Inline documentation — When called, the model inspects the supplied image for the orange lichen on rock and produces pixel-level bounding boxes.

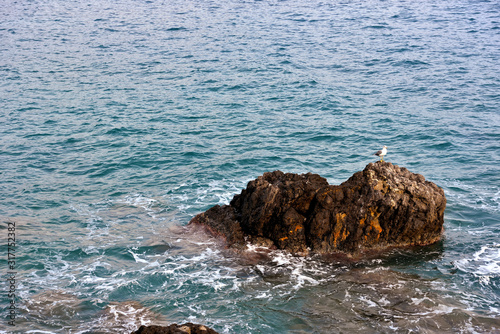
[373,180,385,191]
[332,213,349,247]
[360,207,382,243]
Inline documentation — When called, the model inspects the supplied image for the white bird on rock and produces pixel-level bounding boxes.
[374,145,387,161]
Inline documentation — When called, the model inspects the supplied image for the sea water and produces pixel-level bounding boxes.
[1,0,499,332]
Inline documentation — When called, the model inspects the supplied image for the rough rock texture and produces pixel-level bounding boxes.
[132,323,219,334]
[190,162,446,256]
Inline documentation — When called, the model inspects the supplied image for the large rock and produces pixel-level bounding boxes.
[190,162,446,256]
[132,323,219,334]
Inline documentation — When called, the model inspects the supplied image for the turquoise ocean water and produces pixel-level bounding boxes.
[1,0,500,332]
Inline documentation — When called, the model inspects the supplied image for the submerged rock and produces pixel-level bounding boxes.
[132,323,219,334]
[190,162,446,256]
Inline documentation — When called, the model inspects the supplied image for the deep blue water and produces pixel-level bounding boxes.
[1,0,500,332]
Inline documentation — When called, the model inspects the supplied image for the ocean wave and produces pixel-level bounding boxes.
[11,223,500,333]
[445,179,500,214]
[7,183,500,333]
[85,301,167,333]
[21,293,168,334]
[454,243,500,285]
[165,178,249,214]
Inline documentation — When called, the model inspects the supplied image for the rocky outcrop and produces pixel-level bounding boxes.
[132,323,219,334]
[190,162,446,256]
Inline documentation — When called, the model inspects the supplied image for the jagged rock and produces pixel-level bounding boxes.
[132,323,219,334]
[190,162,446,256]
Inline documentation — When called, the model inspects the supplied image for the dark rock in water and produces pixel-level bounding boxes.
[190,162,446,256]
[132,323,219,334]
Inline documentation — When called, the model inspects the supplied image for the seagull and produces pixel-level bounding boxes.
[374,145,387,161]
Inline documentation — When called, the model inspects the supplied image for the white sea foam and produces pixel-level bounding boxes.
[169,194,190,211]
[181,178,249,209]
[166,178,243,213]
[81,301,166,333]
[359,295,378,308]
[114,193,170,220]
[128,249,150,264]
[473,245,500,273]
[246,246,329,291]
[411,296,434,306]
[378,296,391,306]
[121,194,157,210]
[446,179,500,213]
[255,292,272,299]
[156,245,245,296]
[454,243,500,285]
[430,304,457,315]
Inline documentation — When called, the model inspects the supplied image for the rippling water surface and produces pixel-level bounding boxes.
[1,0,500,333]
